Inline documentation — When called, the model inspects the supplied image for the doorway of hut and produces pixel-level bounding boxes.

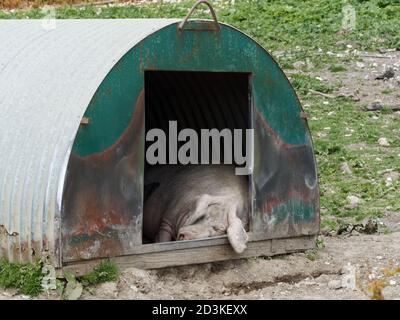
[143,70,253,245]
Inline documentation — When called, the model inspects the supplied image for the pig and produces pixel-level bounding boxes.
[143,165,249,253]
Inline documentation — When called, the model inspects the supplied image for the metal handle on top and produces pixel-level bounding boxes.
[178,0,220,31]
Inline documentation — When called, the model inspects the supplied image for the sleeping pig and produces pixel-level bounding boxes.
[143,165,249,253]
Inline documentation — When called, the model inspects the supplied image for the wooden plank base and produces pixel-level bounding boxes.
[59,235,316,277]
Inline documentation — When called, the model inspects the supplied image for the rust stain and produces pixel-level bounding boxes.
[0,224,19,236]
[262,190,315,215]
[62,90,145,261]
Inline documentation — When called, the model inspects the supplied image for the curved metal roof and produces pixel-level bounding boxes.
[0,19,178,264]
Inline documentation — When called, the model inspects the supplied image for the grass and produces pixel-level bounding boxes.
[1,0,399,230]
[0,258,119,297]
[307,95,400,224]
[0,0,100,9]
[1,0,400,69]
[290,74,335,95]
[329,64,347,72]
[79,260,119,286]
[0,259,43,296]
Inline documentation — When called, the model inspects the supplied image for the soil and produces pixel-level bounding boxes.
[311,50,400,108]
[1,231,400,300]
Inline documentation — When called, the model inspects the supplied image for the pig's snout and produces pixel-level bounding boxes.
[177,231,195,241]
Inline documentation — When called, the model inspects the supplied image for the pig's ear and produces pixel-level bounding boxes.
[184,194,212,225]
[227,208,248,254]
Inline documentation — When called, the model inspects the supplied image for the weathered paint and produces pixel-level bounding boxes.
[62,20,319,261]
[73,22,309,157]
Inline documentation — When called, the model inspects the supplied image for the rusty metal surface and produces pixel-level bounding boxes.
[252,108,320,238]
[0,19,179,265]
[62,92,145,261]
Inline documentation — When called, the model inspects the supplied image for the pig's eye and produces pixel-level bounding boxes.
[192,215,206,224]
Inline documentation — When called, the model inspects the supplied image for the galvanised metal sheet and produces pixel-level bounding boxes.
[0,19,179,265]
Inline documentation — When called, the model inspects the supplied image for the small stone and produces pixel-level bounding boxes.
[393,111,400,119]
[376,256,383,260]
[346,195,361,209]
[366,101,383,111]
[341,163,352,174]
[389,280,396,286]
[356,61,365,68]
[130,285,138,292]
[328,280,342,290]
[384,171,400,184]
[341,274,357,290]
[378,137,390,147]
[368,273,376,280]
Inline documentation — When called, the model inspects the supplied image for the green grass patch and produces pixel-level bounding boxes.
[0,258,119,298]
[79,260,119,286]
[381,89,394,95]
[290,74,334,95]
[0,259,43,296]
[305,95,400,226]
[329,64,347,72]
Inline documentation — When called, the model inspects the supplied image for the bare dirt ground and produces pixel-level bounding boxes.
[316,51,400,108]
[2,231,399,300]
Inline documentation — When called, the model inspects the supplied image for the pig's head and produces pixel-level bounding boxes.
[177,194,248,253]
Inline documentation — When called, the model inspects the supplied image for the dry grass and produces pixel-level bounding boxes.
[0,0,133,10]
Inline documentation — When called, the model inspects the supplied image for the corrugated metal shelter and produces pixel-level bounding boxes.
[0,5,319,273]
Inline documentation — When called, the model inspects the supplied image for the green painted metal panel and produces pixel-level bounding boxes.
[72,22,309,157]
[63,21,319,261]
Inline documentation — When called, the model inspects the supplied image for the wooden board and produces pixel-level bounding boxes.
[59,235,316,277]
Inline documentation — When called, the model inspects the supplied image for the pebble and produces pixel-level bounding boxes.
[384,171,400,186]
[378,137,390,147]
[346,195,361,209]
[367,101,383,111]
[328,280,342,290]
[341,162,352,174]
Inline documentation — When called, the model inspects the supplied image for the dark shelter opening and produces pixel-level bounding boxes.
[143,71,252,244]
